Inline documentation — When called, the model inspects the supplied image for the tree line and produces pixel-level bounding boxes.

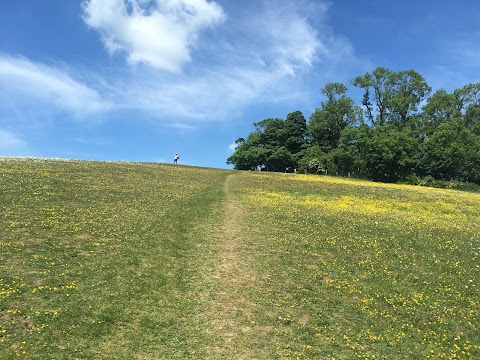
[227,67,480,187]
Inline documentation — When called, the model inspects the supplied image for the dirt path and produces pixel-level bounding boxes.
[197,173,269,359]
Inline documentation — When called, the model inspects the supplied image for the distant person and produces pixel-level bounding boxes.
[174,153,179,164]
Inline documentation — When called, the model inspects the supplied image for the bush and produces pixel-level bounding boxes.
[404,175,480,192]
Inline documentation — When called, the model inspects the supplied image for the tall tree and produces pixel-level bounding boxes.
[387,70,431,125]
[353,67,430,127]
[353,67,391,126]
[284,111,307,155]
[227,113,307,172]
[267,147,295,172]
[308,83,362,152]
[227,69,480,185]
[421,89,458,136]
[254,118,287,150]
[422,83,480,136]
[454,83,480,133]
[366,124,420,182]
[419,119,480,183]
[335,124,373,178]
[227,133,267,170]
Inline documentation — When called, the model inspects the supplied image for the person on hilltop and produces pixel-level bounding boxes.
[174,153,179,164]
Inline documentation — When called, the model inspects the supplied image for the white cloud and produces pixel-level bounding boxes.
[228,141,238,152]
[250,1,322,74]
[2,1,354,128]
[82,0,226,72]
[0,55,110,117]
[165,122,195,130]
[445,35,480,82]
[0,129,28,155]
[106,0,352,121]
[422,32,480,93]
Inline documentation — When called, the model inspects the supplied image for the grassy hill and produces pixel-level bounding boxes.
[1,158,479,359]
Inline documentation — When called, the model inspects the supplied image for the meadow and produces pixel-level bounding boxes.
[0,158,478,359]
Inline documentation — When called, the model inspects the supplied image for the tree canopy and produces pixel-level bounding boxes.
[227,67,480,186]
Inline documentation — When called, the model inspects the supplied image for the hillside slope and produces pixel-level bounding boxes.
[1,158,479,359]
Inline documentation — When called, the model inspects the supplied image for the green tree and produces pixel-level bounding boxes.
[284,111,307,156]
[267,146,295,172]
[298,145,325,174]
[388,70,431,125]
[228,69,479,185]
[227,134,266,170]
[336,124,373,178]
[254,118,287,150]
[421,89,458,136]
[454,83,480,134]
[353,67,391,126]
[419,119,480,183]
[353,67,430,127]
[366,124,420,182]
[308,83,362,151]
[227,113,307,172]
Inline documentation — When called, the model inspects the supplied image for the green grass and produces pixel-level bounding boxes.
[1,158,479,359]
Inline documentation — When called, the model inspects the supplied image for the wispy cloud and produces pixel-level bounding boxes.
[2,1,354,127]
[104,0,352,121]
[0,129,29,155]
[228,141,238,152]
[0,55,110,118]
[82,0,226,72]
[423,31,480,92]
[165,122,195,130]
[247,0,322,74]
[447,33,480,73]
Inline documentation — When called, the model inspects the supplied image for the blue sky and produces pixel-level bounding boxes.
[1,0,479,168]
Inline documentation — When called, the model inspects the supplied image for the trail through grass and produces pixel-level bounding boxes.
[1,158,479,359]
[199,174,260,355]
[190,174,277,358]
